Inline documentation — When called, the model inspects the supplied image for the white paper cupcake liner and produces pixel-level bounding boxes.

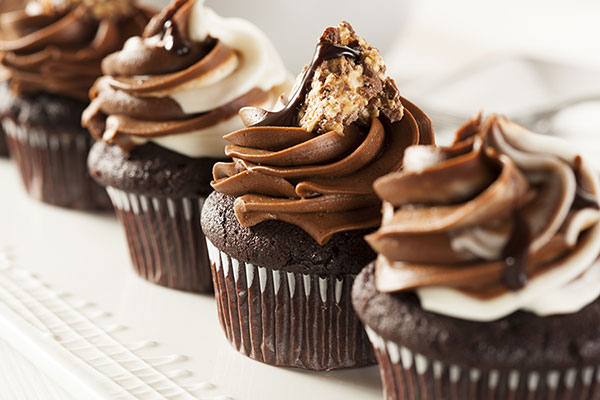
[2,118,110,210]
[206,239,376,370]
[365,325,600,399]
[106,186,212,293]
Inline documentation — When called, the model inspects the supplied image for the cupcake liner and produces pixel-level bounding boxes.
[206,239,376,370]
[106,186,213,293]
[365,326,600,400]
[2,118,111,210]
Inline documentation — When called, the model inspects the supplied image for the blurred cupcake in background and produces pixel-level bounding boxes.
[83,0,291,293]
[353,115,600,399]
[202,22,433,370]
[0,0,22,157]
[0,0,152,208]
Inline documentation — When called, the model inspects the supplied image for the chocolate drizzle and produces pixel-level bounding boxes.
[162,20,191,56]
[501,211,531,290]
[143,0,196,57]
[252,43,360,127]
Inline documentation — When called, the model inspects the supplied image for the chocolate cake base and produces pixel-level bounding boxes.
[201,191,376,275]
[1,89,111,209]
[352,263,600,399]
[89,141,223,293]
[201,191,377,370]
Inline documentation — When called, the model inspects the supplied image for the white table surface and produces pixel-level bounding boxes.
[0,159,382,400]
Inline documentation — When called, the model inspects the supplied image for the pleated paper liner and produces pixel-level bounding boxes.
[366,326,600,400]
[206,239,376,371]
[106,186,213,293]
[2,118,111,210]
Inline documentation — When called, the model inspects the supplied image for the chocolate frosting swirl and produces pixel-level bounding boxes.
[211,23,434,245]
[0,1,152,101]
[367,115,600,303]
[82,0,287,156]
[213,102,433,245]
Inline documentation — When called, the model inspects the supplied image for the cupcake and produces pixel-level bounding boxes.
[0,0,152,208]
[353,115,600,399]
[83,0,291,293]
[201,22,434,370]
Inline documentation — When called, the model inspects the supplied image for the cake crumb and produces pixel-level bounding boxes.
[298,22,403,135]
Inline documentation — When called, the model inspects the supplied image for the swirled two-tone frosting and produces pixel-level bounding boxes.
[82,0,291,158]
[211,22,434,245]
[0,0,152,101]
[367,114,600,321]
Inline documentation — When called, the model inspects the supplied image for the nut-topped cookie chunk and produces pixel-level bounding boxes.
[299,22,403,134]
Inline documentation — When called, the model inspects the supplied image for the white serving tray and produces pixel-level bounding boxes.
[0,159,382,400]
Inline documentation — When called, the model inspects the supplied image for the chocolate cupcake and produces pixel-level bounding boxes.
[353,115,600,399]
[83,0,291,293]
[202,22,434,370]
[0,0,151,208]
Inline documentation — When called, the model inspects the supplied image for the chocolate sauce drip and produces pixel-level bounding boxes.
[252,42,361,127]
[143,0,195,57]
[501,211,531,290]
[162,19,191,56]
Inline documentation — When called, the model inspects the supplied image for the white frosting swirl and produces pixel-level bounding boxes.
[416,118,600,321]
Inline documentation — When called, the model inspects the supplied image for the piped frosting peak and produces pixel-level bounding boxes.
[82,0,291,158]
[368,114,600,321]
[212,22,433,245]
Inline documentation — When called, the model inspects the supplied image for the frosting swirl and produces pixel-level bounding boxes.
[82,0,291,158]
[367,115,600,321]
[0,0,152,101]
[211,22,434,245]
